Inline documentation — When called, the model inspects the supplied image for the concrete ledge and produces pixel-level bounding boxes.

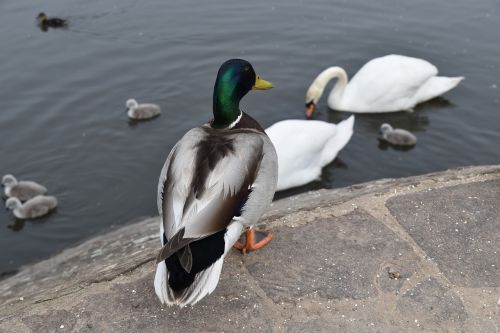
[1,165,499,332]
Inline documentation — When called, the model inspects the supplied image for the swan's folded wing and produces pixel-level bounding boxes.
[347,55,438,105]
[266,120,337,175]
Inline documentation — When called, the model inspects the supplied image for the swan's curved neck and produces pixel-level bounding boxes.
[308,67,348,105]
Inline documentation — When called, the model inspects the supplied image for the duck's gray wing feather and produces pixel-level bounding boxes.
[236,134,278,228]
[156,127,270,269]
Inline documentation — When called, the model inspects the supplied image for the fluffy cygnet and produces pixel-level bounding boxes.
[126,99,161,120]
[5,195,58,219]
[379,123,417,146]
[2,174,48,201]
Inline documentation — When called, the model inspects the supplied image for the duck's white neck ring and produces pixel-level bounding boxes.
[228,112,242,129]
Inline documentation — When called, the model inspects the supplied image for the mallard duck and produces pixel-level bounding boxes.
[305,54,463,117]
[126,99,161,120]
[266,115,354,191]
[6,195,58,219]
[379,123,417,146]
[36,13,67,30]
[2,174,47,201]
[154,59,277,307]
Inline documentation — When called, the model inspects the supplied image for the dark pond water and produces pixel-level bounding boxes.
[1,0,499,275]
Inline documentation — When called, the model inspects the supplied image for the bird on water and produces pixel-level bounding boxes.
[6,195,58,219]
[37,12,67,31]
[305,54,463,117]
[379,123,417,147]
[2,174,48,201]
[126,99,161,120]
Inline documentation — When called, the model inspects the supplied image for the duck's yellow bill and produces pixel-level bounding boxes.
[252,76,273,90]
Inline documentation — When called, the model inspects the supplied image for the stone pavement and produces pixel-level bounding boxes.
[0,165,499,332]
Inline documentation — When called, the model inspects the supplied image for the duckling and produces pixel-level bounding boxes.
[2,174,48,201]
[36,12,67,30]
[6,195,58,219]
[379,123,417,146]
[126,99,161,120]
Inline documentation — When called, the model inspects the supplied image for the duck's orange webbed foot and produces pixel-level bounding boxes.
[233,228,273,255]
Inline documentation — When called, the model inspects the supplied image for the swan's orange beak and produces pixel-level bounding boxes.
[305,101,316,119]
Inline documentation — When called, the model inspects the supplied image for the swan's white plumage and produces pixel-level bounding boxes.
[308,55,463,113]
[266,115,354,191]
[413,76,464,105]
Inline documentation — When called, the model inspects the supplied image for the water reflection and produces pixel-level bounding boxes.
[6,211,56,232]
[326,97,453,134]
[326,98,455,151]
[127,117,160,127]
[327,106,429,133]
[377,139,415,152]
[8,220,25,232]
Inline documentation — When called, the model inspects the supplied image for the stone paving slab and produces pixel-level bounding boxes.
[387,179,500,288]
[243,210,420,302]
[0,165,499,332]
[397,277,467,331]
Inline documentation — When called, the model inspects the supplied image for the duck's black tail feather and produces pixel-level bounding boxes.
[163,229,226,291]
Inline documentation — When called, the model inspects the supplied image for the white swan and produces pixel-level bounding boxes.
[305,55,464,116]
[5,195,58,219]
[126,99,161,120]
[379,123,417,146]
[265,115,354,191]
[2,174,47,201]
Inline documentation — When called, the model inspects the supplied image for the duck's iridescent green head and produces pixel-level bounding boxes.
[212,59,273,129]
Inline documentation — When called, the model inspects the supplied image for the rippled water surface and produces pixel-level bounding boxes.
[1,0,499,274]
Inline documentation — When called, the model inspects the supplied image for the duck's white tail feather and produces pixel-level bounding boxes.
[177,258,224,306]
[154,257,224,307]
[154,262,169,303]
[319,115,355,166]
[414,76,464,104]
[154,221,244,307]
